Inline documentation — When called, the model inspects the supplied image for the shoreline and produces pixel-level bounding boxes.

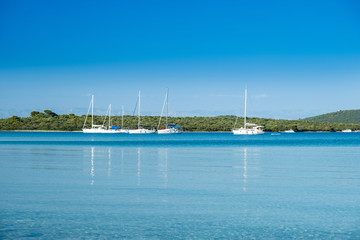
[1,130,357,133]
[1,130,83,132]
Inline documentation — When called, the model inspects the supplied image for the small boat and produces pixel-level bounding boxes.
[128,91,156,134]
[157,88,182,134]
[232,88,264,135]
[342,129,352,132]
[83,96,118,133]
[283,129,295,133]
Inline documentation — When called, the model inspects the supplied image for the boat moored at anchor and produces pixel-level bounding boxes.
[232,87,264,135]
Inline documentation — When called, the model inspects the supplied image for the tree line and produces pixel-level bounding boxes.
[303,109,360,124]
[1,110,360,132]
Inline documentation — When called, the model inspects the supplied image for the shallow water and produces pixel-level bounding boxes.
[0,132,359,239]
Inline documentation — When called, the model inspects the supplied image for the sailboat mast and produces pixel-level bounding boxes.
[244,88,247,129]
[138,90,141,129]
[91,95,94,128]
[109,104,111,127]
[166,88,169,127]
[122,105,124,129]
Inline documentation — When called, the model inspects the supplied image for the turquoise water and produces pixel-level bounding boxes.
[0,132,359,239]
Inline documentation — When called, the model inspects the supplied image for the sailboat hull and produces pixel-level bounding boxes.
[128,129,156,134]
[83,128,119,133]
[232,128,264,135]
[157,128,182,134]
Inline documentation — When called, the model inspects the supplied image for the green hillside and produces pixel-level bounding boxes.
[303,110,360,124]
[1,109,360,132]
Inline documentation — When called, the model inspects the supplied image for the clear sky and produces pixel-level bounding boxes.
[1,0,359,119]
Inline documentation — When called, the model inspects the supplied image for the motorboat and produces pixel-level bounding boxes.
[283,129,295,133]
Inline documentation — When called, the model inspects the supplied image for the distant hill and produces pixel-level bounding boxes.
[303,110,360,124]
[1,109,360,132]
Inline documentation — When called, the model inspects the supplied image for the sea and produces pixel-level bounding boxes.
[0,132,359,239]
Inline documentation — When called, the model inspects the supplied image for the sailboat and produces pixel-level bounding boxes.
[157,88,182,134]
[118,105,129,133]
[82,95,118,133]
[232,88,264,135]
[128,91,156,134]
[102,104,119,133]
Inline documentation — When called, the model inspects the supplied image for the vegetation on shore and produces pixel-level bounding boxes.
[303,109,360,124]
[1,110,360,132]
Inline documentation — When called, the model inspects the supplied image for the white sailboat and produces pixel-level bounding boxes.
[102,104,119,133]
[119,105,129,133]
[157,88,182,134]
[128,91,156,134]
[232,88,264,135]
[82,95,118,133]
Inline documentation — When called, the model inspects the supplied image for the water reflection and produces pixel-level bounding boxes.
[243,148,247,192]
[86,147,169,188]
[85,146,255,190]
[120,149,124,175]
[90,146,94,185]
[232,147,252,192]
[137,147,141,186]
[107,148,111,177]
[158,148,169,188]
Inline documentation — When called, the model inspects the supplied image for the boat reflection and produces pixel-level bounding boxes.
[158,148,169,188]
[107,147,111,177]
[243,148,247,192]
[90,146,94,185]
[88,147,112,185]
[137,147,141,186]
[120,149,124,175]
[233,147,250,192]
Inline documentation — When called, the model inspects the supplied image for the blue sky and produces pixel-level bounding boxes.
[1,0,359,119]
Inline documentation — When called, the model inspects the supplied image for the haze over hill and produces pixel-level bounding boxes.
[303,110,360,124]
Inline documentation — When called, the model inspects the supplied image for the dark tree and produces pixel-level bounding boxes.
[44,110,58,117]
[30,111,41,117]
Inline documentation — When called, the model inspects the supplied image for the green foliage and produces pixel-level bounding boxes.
[303,109,360,124]
[44,110,58,117]
[30,111,41,117]
[30,111,44,117]
[1,110,360,132]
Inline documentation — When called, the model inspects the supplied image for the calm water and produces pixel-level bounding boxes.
[0,132,359,239]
